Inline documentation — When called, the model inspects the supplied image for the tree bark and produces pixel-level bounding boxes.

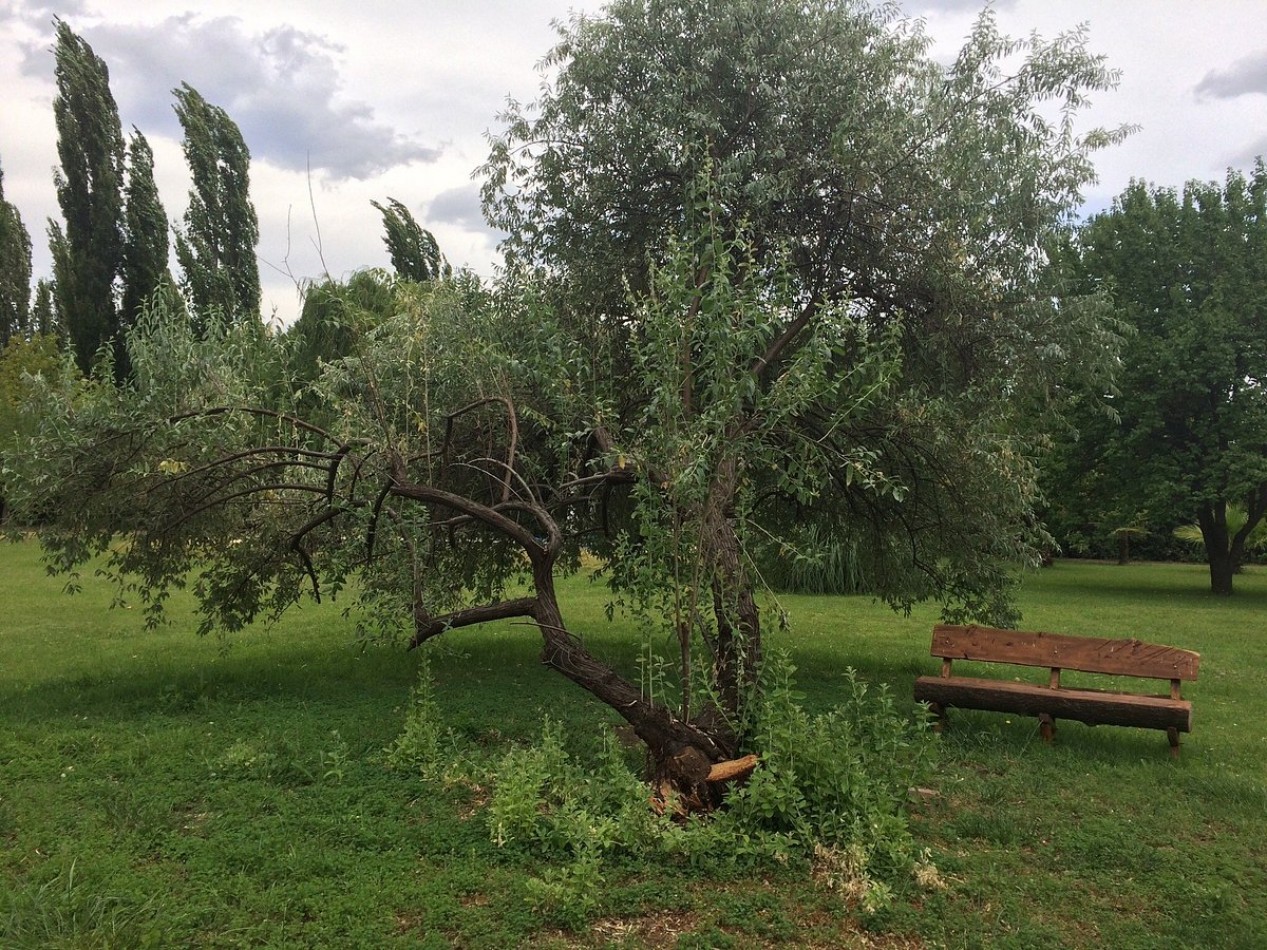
[528,556,737,799]
[1199,503,1235,596]
[702,457,761,725]
[1208,553,1235,596]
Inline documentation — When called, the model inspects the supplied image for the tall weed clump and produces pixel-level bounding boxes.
[725,653,939,908]
[383,651,453,780]
[462,650,938,927]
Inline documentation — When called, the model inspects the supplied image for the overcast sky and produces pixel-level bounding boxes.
[3,0,1266,325]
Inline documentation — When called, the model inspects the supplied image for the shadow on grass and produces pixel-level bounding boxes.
[1039,560,1267,605]
[1,621,632,748]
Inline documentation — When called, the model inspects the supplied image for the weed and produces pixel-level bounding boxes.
[320,730,350,784]
[383,649,451,779]
[0,859,171,948]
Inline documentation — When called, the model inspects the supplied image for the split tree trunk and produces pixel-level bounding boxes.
[529,557,738,800]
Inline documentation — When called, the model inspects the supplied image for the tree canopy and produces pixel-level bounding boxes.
[173,83,261,326]
[0,159,33,346]
[49,18,126,377]
[481,0,1124,620]
[372,199,448,283]
[120,129,172,340]
[1052,165,1267,594]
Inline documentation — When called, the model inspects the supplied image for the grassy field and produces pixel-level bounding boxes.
[1,539,1264,948]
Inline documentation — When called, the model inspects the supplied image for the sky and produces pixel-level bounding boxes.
[2,0,1266,325]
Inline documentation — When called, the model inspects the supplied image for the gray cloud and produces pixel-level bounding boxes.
[1196,51,1267,100]
[1,0,88,26]
[428,183,488,231]
[1227,133,1267,170]
[21,14,440,180]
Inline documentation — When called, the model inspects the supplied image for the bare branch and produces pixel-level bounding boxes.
[408,597,539,649]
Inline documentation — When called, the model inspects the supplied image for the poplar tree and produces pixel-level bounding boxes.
[173,83,261,327]
[30,280,61,340]
[49,19,125,375]
[120,129,171,335]
[0,160,33,346]
[371,198,447,283]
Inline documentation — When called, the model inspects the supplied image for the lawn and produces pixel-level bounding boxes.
[1,539,1264,948]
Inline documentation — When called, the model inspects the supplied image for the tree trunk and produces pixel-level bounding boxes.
[702,457,761,725]
[1199,503,1235,596]
[1208,553,1235,596]
[395,469,740,806]
[528,557,737,801]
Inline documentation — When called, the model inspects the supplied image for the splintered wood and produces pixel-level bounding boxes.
[651,754,760,817]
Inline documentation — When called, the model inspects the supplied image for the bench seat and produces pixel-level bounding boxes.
[914,674,1193,733]
[913,624,1200,755]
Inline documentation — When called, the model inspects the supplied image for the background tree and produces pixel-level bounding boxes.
[29,279,61,339]
[0,159,33,346]
[1056,166,1267,594]
[286,268,399,389]
[48,18,125,376]
[173,83,261,327]
[371,199,448,283]
[119,128,172,374]
[0,332,69,523]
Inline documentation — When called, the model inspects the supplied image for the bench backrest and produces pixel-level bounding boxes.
[931,624,1200,681]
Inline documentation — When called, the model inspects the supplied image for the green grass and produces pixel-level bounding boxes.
[1,542,1264,947]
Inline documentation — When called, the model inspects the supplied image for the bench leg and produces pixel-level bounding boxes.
[1167,727,1180,759]
[1038,714,1055,742]
[930,703,948,733]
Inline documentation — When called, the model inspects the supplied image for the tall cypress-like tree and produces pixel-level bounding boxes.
[49,18,125,376]
[30,279,61,339]
[120,129,170,332]
[371,198,447,283]
[173,83,260,327]
[0,159,33,346]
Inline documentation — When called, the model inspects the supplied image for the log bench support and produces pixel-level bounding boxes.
[914,625,1200,758]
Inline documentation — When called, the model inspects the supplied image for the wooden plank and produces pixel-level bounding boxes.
[930,624,1200,681]
[914,675,1194,733]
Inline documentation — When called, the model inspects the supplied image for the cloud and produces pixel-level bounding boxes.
[1,0,88,26]
[907,0,1018,13]
[427,183,488,231]
[20,14,440,180]
[1195,50,1267,100]
[1226,133,1267,171]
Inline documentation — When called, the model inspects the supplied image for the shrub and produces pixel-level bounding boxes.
[466,651,938,924]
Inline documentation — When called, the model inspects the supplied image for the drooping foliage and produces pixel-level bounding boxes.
[173,83,261,327]
[49,18,126,377]
[1050,164,1267,593]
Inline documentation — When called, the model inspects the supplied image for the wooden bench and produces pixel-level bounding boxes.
[913,624,1200,757]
